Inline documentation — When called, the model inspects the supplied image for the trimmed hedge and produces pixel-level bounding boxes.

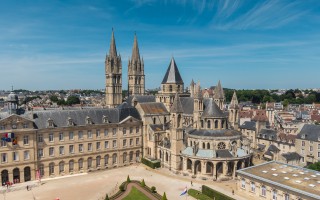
[188,189,212,200]
[141,157,160,169]
[202,185,235,200]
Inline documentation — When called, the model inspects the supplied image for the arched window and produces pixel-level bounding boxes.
[261,185,266,197]
[251,182,255,192]
[153,117,156,124]
[123,152,127,163]
[190,141,192,147]
[169,85,172,92]
[215,120,218,128]
[59,161,64,173]
[87,157,92,168]
[104,155,109,166]
[112,154,117,164]
[241,178,245,189]
[207,120,211,129]
[207,143,210,149]
[49,163,55,175]
[221,120,224,128]
[96,156,101,167]
[78,159,83,170]
[272,190,277,200]
[69,160,74,172]
[202,142,205,149]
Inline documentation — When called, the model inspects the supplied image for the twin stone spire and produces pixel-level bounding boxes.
[105,30,145,108]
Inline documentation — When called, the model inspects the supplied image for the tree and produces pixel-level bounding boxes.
[283,99,289,108]
[104,194,109,200]
[162,192,168,200]
[127,175,131,183]
[307,162,320,171]
[50,95,59,103]
[141,179,146,187]
[119,184,125,191]
[66,96,80,105]
[151,186,156,193]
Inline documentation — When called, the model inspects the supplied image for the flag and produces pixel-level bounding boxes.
[180,187,187,196]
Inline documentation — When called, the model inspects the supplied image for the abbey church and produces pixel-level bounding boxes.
[0,30,252,184]
[105,30,252,180]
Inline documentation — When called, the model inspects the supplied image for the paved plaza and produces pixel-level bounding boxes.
[0,164,251,200]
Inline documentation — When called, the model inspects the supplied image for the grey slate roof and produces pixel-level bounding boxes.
[281,152,302,161]
[149,124,165,132]
[180,97,194,115]
[202,99,224,118]
[297,124,320,142]
[216,150,233,158]
[259,129,277,140]
[161,57,184,84]
[188,129,241,137]
[170,93,184,113]
[26,106,140,129]
[239,121,256,131]
[126,95,156,106]
[268,144,280,152]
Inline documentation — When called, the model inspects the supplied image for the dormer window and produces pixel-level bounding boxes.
[86,116,92,125]
[47,118,54,128]
[68,117,74,126]
[301,134,305,139]
[103,115,109,124]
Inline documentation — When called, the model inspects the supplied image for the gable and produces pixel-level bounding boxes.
[0,114,34,130]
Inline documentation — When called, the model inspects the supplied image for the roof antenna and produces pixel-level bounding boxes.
[11,85,13,91]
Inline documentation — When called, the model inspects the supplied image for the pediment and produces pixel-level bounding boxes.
[0,114,34,130]
[119,116,141,124]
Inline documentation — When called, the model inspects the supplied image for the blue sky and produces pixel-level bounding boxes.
[1,0,320,90]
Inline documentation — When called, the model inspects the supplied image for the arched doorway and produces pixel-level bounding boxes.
[216,162,223,179]
[24,166,31,182]
[237,161,242,170]
[13,168,20,183]
[187,159,192,171]
[1,170,9,185]
[206,162,213,175]
[194,160,201,175]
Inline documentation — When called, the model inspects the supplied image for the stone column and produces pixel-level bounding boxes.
[213,162,217,180]
[241,161,245,169]
[223,161,228,176]
[201,160,206,175]
[233,161,238,179]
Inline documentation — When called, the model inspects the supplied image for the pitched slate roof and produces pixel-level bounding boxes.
[268,144,280,152]
[161,57,184,84]
[202,99,224,118]
[281,152,302,161]
[180,97,194,115]
[239,121,256,131]
[126,95,156,106]
[216,150,233,158]
[139,102,169,115]
[297,124,320,142]
[188,129,241,137]
[170,93,184,113]
[259,129,277,140]
[27,106,140,129]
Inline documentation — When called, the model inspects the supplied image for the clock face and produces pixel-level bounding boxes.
[12,124,17,129]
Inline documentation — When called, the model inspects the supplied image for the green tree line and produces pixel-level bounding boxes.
[224,89,320,104]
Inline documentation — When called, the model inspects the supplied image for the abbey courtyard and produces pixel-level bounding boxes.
[1,31,320,200]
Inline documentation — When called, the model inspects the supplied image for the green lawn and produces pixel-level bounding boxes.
[122,186,151,200]
[188,188,213,200]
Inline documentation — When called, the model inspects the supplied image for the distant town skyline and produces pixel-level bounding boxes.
[1,0,320,90]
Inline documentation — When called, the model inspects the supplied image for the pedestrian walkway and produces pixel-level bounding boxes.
[0,181,39,194]
[114,182,159,200]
